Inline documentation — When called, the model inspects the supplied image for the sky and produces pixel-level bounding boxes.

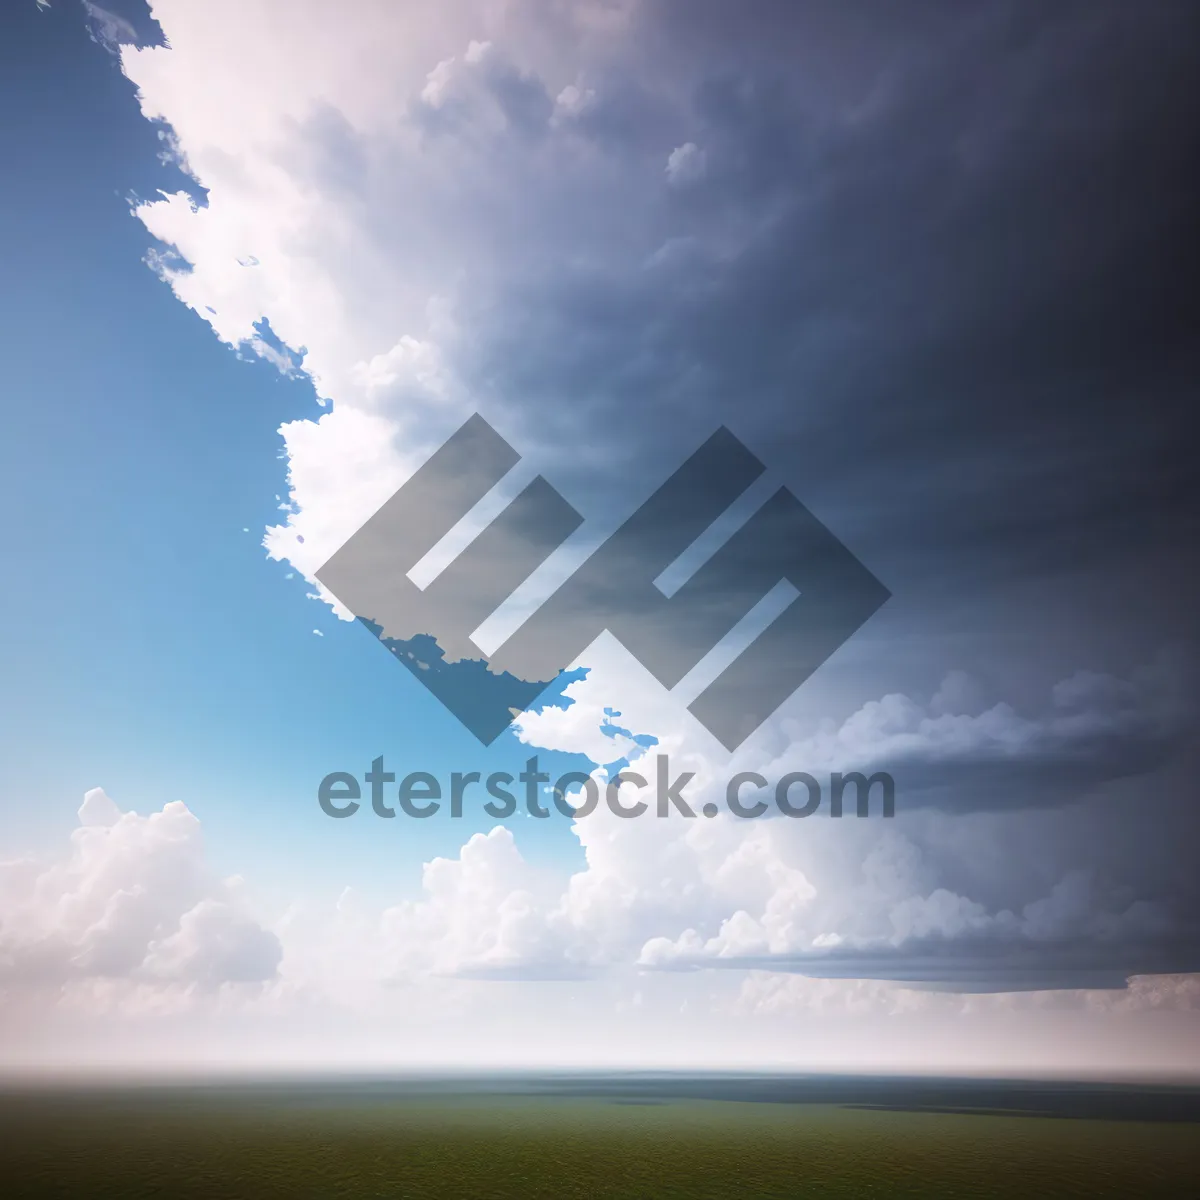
[1,0,1198,1078]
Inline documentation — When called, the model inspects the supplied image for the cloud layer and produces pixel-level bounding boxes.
[9,0,1196,1071]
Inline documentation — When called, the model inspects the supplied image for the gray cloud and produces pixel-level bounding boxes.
[754,654,1194,812]
[641,868,1200,991]
[433,1,1198,596]
[115,0,1200,998]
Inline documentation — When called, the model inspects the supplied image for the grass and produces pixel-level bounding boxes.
[1,1084,1197,1197]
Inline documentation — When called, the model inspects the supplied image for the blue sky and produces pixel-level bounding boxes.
[0,1,591,902]
[1,0,1198,1076]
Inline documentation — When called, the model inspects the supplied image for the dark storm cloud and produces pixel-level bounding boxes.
[369,0,1199,824]
[736,655,1192,815]
[447,1,1199,990]
[454,1,1199,589]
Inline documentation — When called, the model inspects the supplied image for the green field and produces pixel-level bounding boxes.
[2,1081,1197,1198]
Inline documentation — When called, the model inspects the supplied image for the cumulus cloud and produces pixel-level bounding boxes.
[275,785,1199,994]
[263,783,1199,997]
[639,866,1194,990]
[376,826,583,980]
[476,643,1199,991]
[665,141,706,185]
[0,790,281,988]
[747,653,1192,811]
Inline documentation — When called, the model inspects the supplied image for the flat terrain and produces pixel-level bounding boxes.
[1,1076,1197,1198]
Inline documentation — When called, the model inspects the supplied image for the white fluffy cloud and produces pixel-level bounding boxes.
[493,651,1192,988]
[378,826,580,980]
[0,789,280,988]
[120,0,682,597]
[216,654,1189,993]
[1,783,1196,1079]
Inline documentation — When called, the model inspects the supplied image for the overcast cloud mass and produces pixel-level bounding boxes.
[2,0,1198,1075]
